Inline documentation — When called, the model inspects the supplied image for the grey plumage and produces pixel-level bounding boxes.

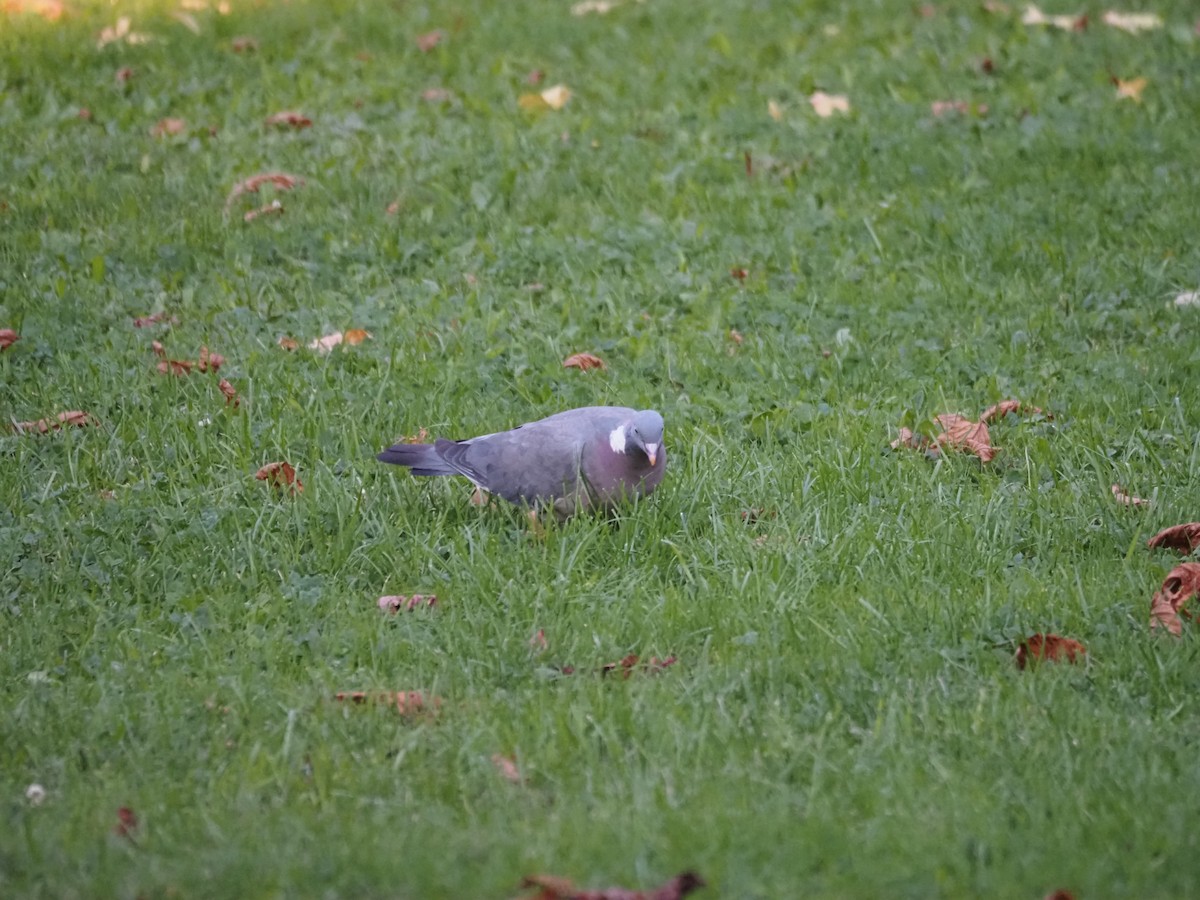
[377,406,666,518]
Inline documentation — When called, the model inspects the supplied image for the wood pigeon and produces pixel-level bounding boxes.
[377,406,666,518]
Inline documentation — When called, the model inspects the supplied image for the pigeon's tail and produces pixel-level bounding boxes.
[376,442,457,476]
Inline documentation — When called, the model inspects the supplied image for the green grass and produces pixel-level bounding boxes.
[3,0,1200,896]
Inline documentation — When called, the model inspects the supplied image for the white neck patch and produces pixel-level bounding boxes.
[608,425,627,453]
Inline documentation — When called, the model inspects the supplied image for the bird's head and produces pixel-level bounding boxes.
[626,409,664,467]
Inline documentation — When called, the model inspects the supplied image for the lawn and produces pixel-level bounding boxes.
[3,0,1200,897]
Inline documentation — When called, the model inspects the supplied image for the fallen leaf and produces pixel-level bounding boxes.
[563,352,606,371]
[113,806,138,839]
[218,379,239,407]
[1015,634,1087,670]
[132,312,177,328]
[1102,10,1162,33]
[13,410,97,434]
[525,69,545,85]
[98,17,151,48]
[197,346,224,373]
[416,29,444,52]
[1114,76,1147,102]
[931,100,972,117]
[309,332,343,353]
[420,87,456,103]
[401,427,430,444]
[344,328,372,345]
[255,461,303,495]
[78,107,93,120]
[150,117,186,137]
[243,199,284,222]
[730,267,749,281]
[980,399,1049,422]
[1112,484,1149,507]
[934,413,996,462]
[1147,523,1200,554]
[1150,563,1200,636]
[517,871,705,900]
[572,0,619,14]
[114,67,134,85]
[601,654,678,679]
[1021,4,1087,30]
[378,594,437,613]
[809,91,850,117]
[491,754,524,784]
[520,84,572,111]
[157,358,194,376]
[1174,291,1200,308]
[231,35,258,52]
[529,629,548,652]
[334,690,441,716]
[767,99,783,121]
[0,328,18,350]
[278,336,300,351]
[224,172,303,214]
[264,110,313,129]
[728,329,744,345]
[889,426,939,455]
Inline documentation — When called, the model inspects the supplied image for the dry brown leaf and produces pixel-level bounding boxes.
[264,110,313,129]
[113,806,139,840]
[344,328,372,345]
[416,29,444,52]
[980,399,1048,422]
[931,100,970,117]
[13,410,97,434]
[378,594,437,613]
[114,67,135,85]
[1150,563,1200,635]
[491,754,524,784]
[1021,4,1087,30]
[198,346,224,373]
[255,461,303,495]
[1015,634,1087,670]
[0,328,18,351]
[399,427,429,444]
[517,871,705,900]
[934,414,996,462]
[563,352,606,371]
[243,199,284,222]
[334,690,441,716]
[809,91,850,117]
[730,267,749,281]
[309,332,343,353]
[132,312,177,328]
[157,358,194,376]
[1147,523,1200,554]
[224,172,303,213]
[278,336,300,351]
[231,35,258,52]
[529,629,548,652]
[420,87,456,103]
[767,99,784,122]
[600,654,678,679]
[1112,484,1150,507]
[1114,76,1147,102]
[218,379,239,407]
[1102,10,1162,33]
[889,426,939,455]
[151,117,186,138]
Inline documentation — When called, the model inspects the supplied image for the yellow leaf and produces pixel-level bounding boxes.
[809,91,850,117]
[767,99,783,122]
[519,93,549,111]
[540,85,571,110]
[1115,76,1147,102]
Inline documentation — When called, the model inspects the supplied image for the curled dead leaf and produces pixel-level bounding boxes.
[416,29,444,52]
[889,426,939,455]
[132,312,177,328]
[334,690,441,716]
[1114,76,1147,102]
[218,379,239,407]
[1112,484,1149,507]
[0,328,19,350]
[730,267,749,281]
[529,629,548,652]
[1015,634,1086,670]
[255,461,303,495]
[264,110,313,129]
[378,594,437,613]
[197,346,224,373]
[400,427,429,444]
[344,328,372,345]
[1147,523,1200,554]
[563,352,606,371]
[309,332,343,353]
[934,413,996,462]
[13,410,97,434]
[491,754,524,784]
[518,871,705,900]
[809,91,850,117]
[150,117,186,138]
[113,806,138,840]
[224,172,303,214]
[1150,563,1200,636]
[278,336,300,351]
[601,654,678,679]
[980,399,1049,422]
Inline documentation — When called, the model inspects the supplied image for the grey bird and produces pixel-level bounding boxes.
[377,406,666,519]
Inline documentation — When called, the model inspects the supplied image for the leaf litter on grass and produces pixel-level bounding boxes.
[1147,523,1200,554]
[516,871,705,900]
[1015,634,1087,669]
[1149,563,1200,636]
